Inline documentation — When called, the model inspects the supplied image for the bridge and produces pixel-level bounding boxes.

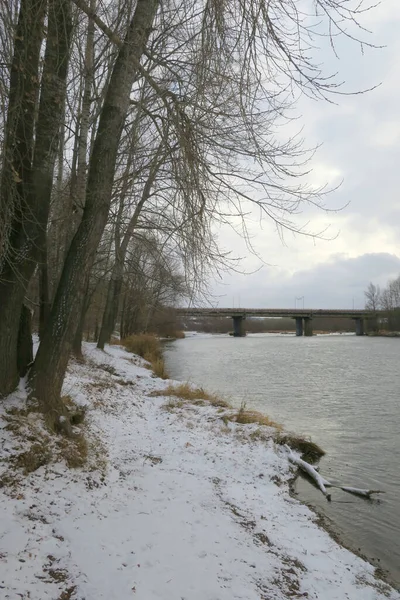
[175,308,376,337]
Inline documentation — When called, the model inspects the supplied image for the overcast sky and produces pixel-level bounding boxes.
[209,0,400,309]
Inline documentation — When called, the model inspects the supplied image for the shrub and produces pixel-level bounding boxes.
[274,432,325,462]
[151,358,169,379]
[122,334,162,361]
[122,334,168,379]
[171,330,185,339]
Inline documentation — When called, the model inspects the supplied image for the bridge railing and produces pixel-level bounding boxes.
[175,307,377,318]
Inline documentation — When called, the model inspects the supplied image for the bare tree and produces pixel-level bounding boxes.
[364,283,381,311]
[29,0,161,424]
[378,275,400,332]
[0,0,378,428]
[0,0,72,395]
[120,233,188,338]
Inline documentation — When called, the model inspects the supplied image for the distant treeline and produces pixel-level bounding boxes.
[365,278,400,333]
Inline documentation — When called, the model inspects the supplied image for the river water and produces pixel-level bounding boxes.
[163,333,400,588]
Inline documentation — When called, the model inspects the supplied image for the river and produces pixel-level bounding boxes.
[163,333,400,588]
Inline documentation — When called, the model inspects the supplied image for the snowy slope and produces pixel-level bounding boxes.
[0,343,398,600]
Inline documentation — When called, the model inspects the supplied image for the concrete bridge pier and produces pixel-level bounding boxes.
[355,318,365,336]
[295,317,303,336]
[304,318,313,337]
[232,315,246,337]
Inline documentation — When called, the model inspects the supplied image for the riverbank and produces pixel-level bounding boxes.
[0,343,399,599]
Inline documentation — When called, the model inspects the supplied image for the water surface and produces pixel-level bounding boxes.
[164,333,400,587]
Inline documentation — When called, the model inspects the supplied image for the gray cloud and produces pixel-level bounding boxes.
[212,5,400,303]
[213,253,400,309]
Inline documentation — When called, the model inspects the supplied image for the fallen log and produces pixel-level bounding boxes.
[339,487,385,499]
[285,445,332,501]
[284,445,385,501]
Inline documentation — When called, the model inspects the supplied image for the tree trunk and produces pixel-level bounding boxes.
[39,244,51,340]
[97,143,163,349]
[30,0,160,424]
[0,284,30,395]
[0,0,72,396]
[17,305,33,377]
[72,283,91,357]
[72,307,86,359]
[0,0,46,396]
[75,0,95,209]
[97,265,124,349]
[120,286,128,340]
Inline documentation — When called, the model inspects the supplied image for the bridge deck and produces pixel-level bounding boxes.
[176,308,375,319]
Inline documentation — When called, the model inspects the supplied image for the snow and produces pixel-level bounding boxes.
[0,343,398,600]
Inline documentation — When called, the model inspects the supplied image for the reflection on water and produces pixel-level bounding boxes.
[164,333,400,587]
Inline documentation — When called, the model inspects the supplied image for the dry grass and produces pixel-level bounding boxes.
[98,363,119,376]
[159,328,185,339]
[3,395,91,476]
[58,434,89,468]
[122,334,162,361]
[274,432,325,463]
[248,427,274,443]
[86,380,114,392]
[170,330,185,339]
[3,408,54,474]
[163,399,184,412]
[13,442,53,474]
[226,402,282,430]
[122,334,169,379]
[150,382,230,408]
[151,358,169,379]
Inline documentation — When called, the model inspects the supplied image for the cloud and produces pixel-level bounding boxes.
[211,253,400,309]
[370,121,400,148]
[210,2,400,306]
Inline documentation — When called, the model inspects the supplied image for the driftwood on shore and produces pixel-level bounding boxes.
[285,446,332,501]
[284,445,385,502]
[339,486,385,499]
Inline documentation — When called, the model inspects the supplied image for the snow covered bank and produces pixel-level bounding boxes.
[0,343,398,599]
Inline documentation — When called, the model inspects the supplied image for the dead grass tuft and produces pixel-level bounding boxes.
[275,432,325,463]
[219,424,231,435]
[227,402,281,430]
[150,382,229,408]
[151,358,169,379]
[4,397,91,475]
[13,442,52,474]
[248,427,273,443]
[58,434,88,468]
[57,587,77,600]
[122,334,169,379]
[98,363,119,376]
[163,398,184,412]
[166,329,185,339]
[122,334,161,360]
[87,380,113,392]
[114,378,135,387]
[143,454,163,466]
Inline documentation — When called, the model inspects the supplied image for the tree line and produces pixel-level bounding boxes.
[365,276,400,332]
[0,0,375,429]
